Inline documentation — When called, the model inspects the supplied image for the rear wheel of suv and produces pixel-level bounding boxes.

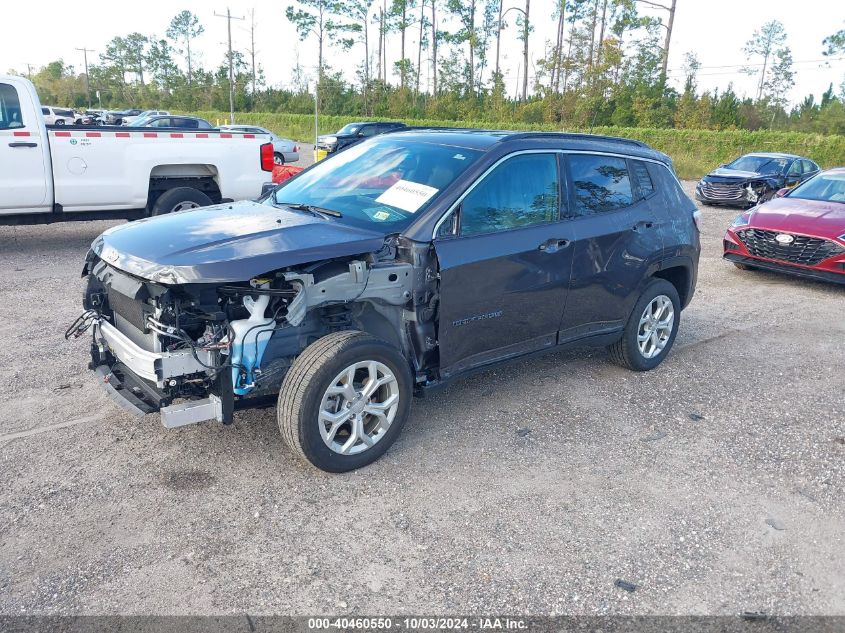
[277,331,412,472]
[607,279,680,372]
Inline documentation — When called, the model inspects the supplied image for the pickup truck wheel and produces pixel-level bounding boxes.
[607,279,680,372]
[55,119,65,126]
[277,331,412,472]
[151,187,213,216]
[273,152,285,165]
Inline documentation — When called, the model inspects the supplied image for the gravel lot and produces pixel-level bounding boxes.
[0,178,843,616]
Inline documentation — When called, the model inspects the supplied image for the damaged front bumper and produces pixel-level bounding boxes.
[89,318,228,428]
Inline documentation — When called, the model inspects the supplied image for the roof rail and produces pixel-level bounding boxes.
[503,131,649,148]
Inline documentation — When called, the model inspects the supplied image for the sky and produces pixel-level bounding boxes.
[2,0,843,106]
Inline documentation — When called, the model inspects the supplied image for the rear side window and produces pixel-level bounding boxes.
[568,154,633,214]
[802,160,818,174]
[42,107,50,115]
[460,153,560,236]
[631,160,655,199]
[0,83,24,129]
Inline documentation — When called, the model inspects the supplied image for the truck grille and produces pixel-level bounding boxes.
[736,229,845,267]
[701,181,745,201]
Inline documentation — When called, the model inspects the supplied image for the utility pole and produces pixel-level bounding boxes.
[214,8,244,125]
[25,63,33,80]
[75,47,94,109]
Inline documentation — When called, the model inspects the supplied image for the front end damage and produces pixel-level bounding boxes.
[72,238,440,428]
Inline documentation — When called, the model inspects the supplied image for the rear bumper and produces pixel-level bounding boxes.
[723,252,845,285]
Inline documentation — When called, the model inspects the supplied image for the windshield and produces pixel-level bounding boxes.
[726,155,790,175]
[787,173,845,203]
[266,138,481,230]
[337,123,361,135]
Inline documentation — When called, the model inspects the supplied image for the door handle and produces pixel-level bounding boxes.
[538,238,570,253]
[8,142,38,148]
[632,220,655,231]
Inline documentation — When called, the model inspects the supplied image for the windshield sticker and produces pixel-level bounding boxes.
[375,179,438,213]
[373,210,391,221]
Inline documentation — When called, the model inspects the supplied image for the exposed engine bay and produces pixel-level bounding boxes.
[71,236,440,428]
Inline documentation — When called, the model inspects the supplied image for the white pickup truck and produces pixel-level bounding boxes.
[0,75,275,224]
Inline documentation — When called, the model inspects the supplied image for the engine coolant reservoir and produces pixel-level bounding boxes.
[230,289,276,396]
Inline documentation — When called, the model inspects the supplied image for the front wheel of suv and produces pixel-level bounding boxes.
[607,279,681,372]
[277,331,413,472]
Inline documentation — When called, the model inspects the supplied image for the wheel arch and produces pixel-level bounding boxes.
[653,261,693,309]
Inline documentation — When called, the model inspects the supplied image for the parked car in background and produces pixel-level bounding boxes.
[220,124,299,163]
[103,110,128,125]
[41,106,75,126]
[0,75,275,223]
[72,129,700,472]
[122,109,169,125]
[131,115,214,130]
[696,152,820,208]
[77,109,106,125]
[723,168,845,284]
[315,121,406,160]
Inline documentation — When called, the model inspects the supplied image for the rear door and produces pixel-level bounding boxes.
[435,151,575,376]
[0,81,50,212]
[557,153,665,341]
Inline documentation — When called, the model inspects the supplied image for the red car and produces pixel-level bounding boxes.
[723,168,845,284]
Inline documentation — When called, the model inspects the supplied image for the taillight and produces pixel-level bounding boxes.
[260,142,274,172]
[293,145,299,153]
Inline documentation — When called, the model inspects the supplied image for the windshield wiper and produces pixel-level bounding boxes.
[275,199,343,218]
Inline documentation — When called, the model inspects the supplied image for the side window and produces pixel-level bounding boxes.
[568,154,633,214]
[360,125,377,137]
[460,153,560,237]
[0,83,24,129]
[630,160,655,200]
[183,119,199,129]
[150,118,166,127]
[788,160,802,176]
[802,160,818,174]
[41,107,50,115]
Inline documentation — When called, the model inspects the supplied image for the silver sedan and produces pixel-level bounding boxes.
[219,125,300,164]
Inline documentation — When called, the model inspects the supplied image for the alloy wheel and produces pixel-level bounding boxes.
[637,295,674,359]
[318,360,400,455]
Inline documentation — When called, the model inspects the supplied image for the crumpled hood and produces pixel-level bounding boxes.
[749,197,845,239]
[91,200,387,284]
[705,167,769,181]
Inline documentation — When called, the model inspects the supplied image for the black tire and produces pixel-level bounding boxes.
[273,152,285,165]
[55,119,65,126]
[277,330,413,472]
[607,278,681,372]
[150,187,212,216]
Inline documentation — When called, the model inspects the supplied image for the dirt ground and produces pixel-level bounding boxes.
[0,180,843,616]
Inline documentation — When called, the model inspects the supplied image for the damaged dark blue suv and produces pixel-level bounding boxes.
[74,130,700,472]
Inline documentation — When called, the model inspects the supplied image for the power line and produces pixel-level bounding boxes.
[214,8,245,125]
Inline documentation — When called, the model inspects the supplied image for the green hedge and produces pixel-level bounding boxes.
[196,111,845,180]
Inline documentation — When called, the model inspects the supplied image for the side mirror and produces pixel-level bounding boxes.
[775,188,789,198]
